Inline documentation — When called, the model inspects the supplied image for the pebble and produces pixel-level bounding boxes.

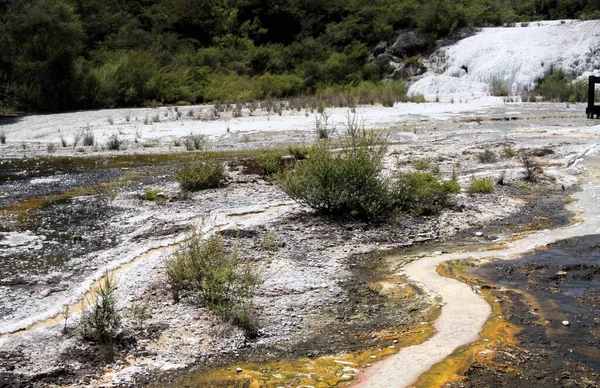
[562,320,570,326]
[236,367,243,373]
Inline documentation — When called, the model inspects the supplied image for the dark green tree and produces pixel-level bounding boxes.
[0,0,84,111]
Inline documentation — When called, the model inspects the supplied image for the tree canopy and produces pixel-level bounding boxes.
[1,0,598,112]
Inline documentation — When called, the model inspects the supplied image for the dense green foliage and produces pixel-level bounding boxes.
[275,129,460,220]
[275,131,389,220]
[536,68,588,102]
[1,0,598,112]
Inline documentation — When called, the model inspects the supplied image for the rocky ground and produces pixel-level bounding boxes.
[0,102,598,387]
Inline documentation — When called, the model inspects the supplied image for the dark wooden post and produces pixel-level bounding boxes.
[587,76,600,119]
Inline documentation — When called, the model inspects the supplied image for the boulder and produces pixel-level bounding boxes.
[391,63,426,80]
[372,41,388,56]
[390,29,429,57]
[376,52,402,65]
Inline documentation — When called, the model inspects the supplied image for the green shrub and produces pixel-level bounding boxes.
[257,151,284,175]
[175,158,226,191]
[500,144,517,158]
[275,131,388,220]
[391,172,455,215]
[78,275,121,345]
[537,69,588,102]
[141,188,165,202]
[315,110,334,139]
[164,233,260,333]
[287,145,310,160]
[411,159,430,171]
[520,153,540,182]
[408,93,426,103]
[442,168,461,194]
[467,176,495,194]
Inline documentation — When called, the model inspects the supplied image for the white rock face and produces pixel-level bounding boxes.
[410,20,600,101]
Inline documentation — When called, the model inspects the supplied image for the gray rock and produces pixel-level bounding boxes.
[391,63,426,80]
[376,52,402,65]
[390,29,429,57]
[372,41,388,56]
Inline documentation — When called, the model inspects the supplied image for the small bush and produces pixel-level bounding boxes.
[477,149,498,163]
[78,275,121,345]
[442,168,461,194]
[0,131,5,144]
[175,158,226,191]
[59,131,68,147]
[411,159,430,171]
[467,176,495,194]
[141,188,163,202]
[83,129,95,146]
[164,233,260,333]
[275,131,388,220]
[257,151,284,175]
[500,144,517,158]
[315,110,335,139]
[72,130,83,147]
[106,133,125,150]
[408,93,426,103]
[537,69,588,102]
[260,231,280,251]
[391,172,454,215]
[184,132,206,151]
[521,152,540,182]
[46,143,57,153]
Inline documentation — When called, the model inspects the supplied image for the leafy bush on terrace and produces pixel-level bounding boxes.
[164,233,260,334]
[276,124,461,220]
[275,130,389,220]
[175,157,226,191]
[467,176,495,194]
[391,172,457,215]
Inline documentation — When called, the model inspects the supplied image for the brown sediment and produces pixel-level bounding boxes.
[412,260,523,387]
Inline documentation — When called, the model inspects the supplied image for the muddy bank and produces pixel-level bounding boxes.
[451,235,600,387]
